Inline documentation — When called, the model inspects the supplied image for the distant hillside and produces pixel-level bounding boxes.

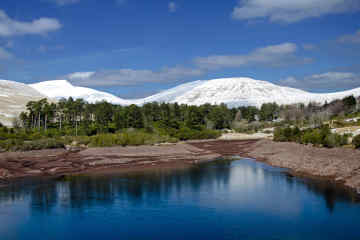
[133,77,360,108]
[2,77,360,126]
[29,77,360,108]
[30,80,132,105]
[0,80,48,126]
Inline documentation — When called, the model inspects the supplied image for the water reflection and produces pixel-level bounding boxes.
[1,159,360,240]
[0,159,357,214]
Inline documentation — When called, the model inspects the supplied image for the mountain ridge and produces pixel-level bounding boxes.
[1,77,360,126]
[29,80,132,105]
[0,77,360,125]
[30,77,360,108]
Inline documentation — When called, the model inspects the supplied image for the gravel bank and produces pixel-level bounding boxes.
[1,139,359,194]
[188,140,360,194]
[0,143,220,185]
[246,140,360,194]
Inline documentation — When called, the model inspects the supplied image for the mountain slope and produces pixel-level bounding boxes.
[143,77,360,107]
[30,80,132,105]
[133,80,205,105]
[4,77,359,126]
[0,80,48,126]
[171,78,310,107]
[28,77,360,108]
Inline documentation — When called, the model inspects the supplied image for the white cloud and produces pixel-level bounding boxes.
[232,0,360,23]
[64,67,204,87]
[338,29,360,44]
[169,2,177,13]
[0,9,62,37]
[68,71,95,79]
[195,43,311,69]
[0,47,13,59]
[50,0,80,6]
[279,72,360,91]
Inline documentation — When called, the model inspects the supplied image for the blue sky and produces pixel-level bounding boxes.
[0,0,360,98]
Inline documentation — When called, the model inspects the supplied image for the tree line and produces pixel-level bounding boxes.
[0,94,358,151]
[18,98,235,136]
[17,95,359,136]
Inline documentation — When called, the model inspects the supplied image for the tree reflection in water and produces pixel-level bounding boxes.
[0,159,358,214]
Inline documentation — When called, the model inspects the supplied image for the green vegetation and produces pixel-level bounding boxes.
[274,125,350,148]
[353,135,360,149]
[1,98,227,151]
[0,93,359,152]
[272,95,360,149]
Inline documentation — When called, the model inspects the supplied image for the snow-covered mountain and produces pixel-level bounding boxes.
[133,80,205,105]
[165,78,311,107]
[3,76,359,126]
[30,80,132,105]
[138,77,360,108]
[28,77,360,108]
[0,80,48,126]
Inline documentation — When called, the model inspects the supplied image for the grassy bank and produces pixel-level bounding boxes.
[0,127,221,152]
[274,125,360,149]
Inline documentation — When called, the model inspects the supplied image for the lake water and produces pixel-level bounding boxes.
[0,158,359,240]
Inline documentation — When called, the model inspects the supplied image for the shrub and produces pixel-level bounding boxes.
[194,129,221,140]
[353,135,360,149]
[89,134,117,147]
[323,133,348,148]
[0,138,65,151]
[174,127,220,141]
[274,125,349,148]
[300,130,322,145]
[274,127,300,142]
[174,127,193,141]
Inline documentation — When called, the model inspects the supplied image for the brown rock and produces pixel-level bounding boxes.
[65,145,84,153]
[26,170,42,174]
[22,161,35,167]
[0,168,11,179]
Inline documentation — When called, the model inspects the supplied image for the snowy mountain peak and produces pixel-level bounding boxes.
[139,77,360,108]
[31,80,73,89]
[133,80,205,105]
[30,80,132,105]
[27,77,360,108]
[166,77,310,107]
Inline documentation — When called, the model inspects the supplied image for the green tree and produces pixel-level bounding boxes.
[342,95,356,113]
[127,104,144,129]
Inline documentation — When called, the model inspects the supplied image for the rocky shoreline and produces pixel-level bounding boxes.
[246,140,360,194]
[189,139,360,194]
[0,142,221,187]
[1,139,360,194]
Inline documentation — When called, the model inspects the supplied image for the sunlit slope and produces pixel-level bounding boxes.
[0,80,48,126]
